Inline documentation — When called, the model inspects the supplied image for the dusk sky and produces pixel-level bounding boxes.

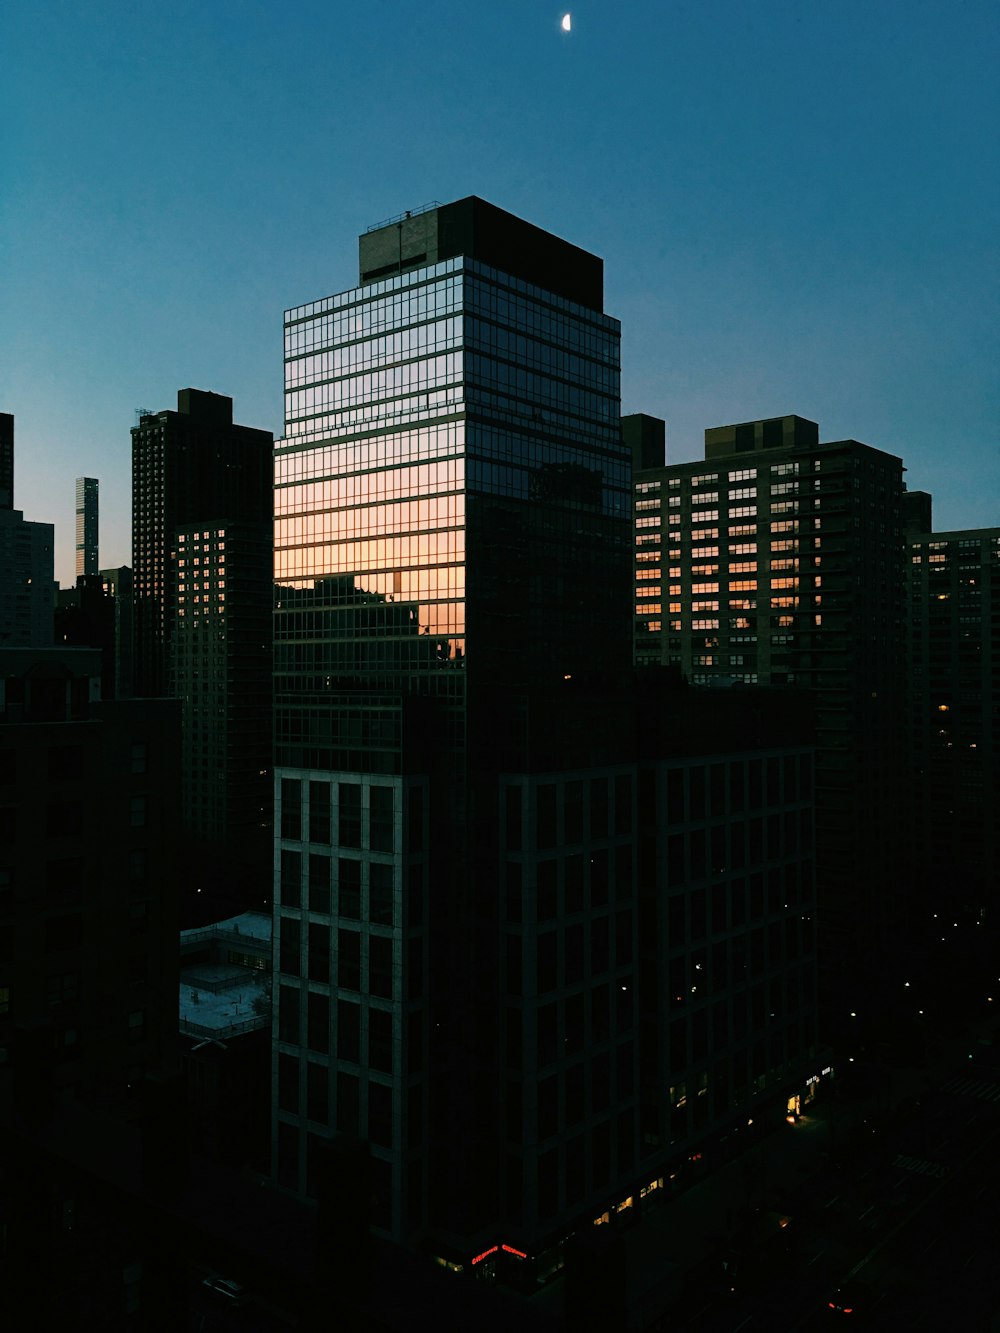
[4,0,997,586]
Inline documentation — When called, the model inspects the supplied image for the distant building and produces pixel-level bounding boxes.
[55,574,116,699]
[629,414,907,1004]
[131,390,273,917]
[172,520,271,861]
[0,412,54,647]
[75,476,99,579]
[131,388,272,700]
[0,412,12,510]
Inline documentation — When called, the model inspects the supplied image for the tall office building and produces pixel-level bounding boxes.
[272,203,821,1268]
[629,415,906,999]
[75,476,99,578]
[132,390,272,913]
[274,198,629,1251]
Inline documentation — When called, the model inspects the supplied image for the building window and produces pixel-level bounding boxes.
[338,859,361,919]
[280,849,302,908]
[281,779,302,840]
[338,930,361,991]
[369,785,394,852]
[130,796,147,827]
[370,862,394,926]
[339,783,361,848]
[309,781,331,844]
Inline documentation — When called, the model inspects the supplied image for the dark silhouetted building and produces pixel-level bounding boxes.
[101,564,135,699]
[0,412,12,510]
[55,574,117,699]
[0,412,55,647]
[0,644,180,1123]
[907,523,999,972]
[178,911,271,1169]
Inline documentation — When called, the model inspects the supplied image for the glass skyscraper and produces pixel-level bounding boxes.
[75,476,99,579]
[273,200,632,1247]
[273,206,823,1278]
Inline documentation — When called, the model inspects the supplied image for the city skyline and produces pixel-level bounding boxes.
[5,0,997,584]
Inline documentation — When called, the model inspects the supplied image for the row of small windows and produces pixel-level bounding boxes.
[276,494,465,546]
[276,459,463,517]
[465,273,619,361]
[466,317,618,391]
[283,384,463,439]
[286,354,463,419]
[285,276,464,355]
[285,316,461,386]
[276,424,464,486]
[275,530,464,580]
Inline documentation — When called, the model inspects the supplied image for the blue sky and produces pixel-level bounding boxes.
[3,0,997,583]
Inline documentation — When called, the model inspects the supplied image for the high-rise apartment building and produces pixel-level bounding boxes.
[272,203,821,1269]
[132,390,273,914]
[75,476,99,579]
[132,389,272,699]
[629,415,906,992]
[172,521,272,859]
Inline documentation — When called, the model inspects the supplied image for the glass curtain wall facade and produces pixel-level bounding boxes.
[274,255,627,710]
[273,214,629,1248]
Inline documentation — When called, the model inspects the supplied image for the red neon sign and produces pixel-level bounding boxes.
[470,1242,528,1265]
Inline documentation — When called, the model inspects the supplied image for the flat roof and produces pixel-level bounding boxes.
[180,911,272,945]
